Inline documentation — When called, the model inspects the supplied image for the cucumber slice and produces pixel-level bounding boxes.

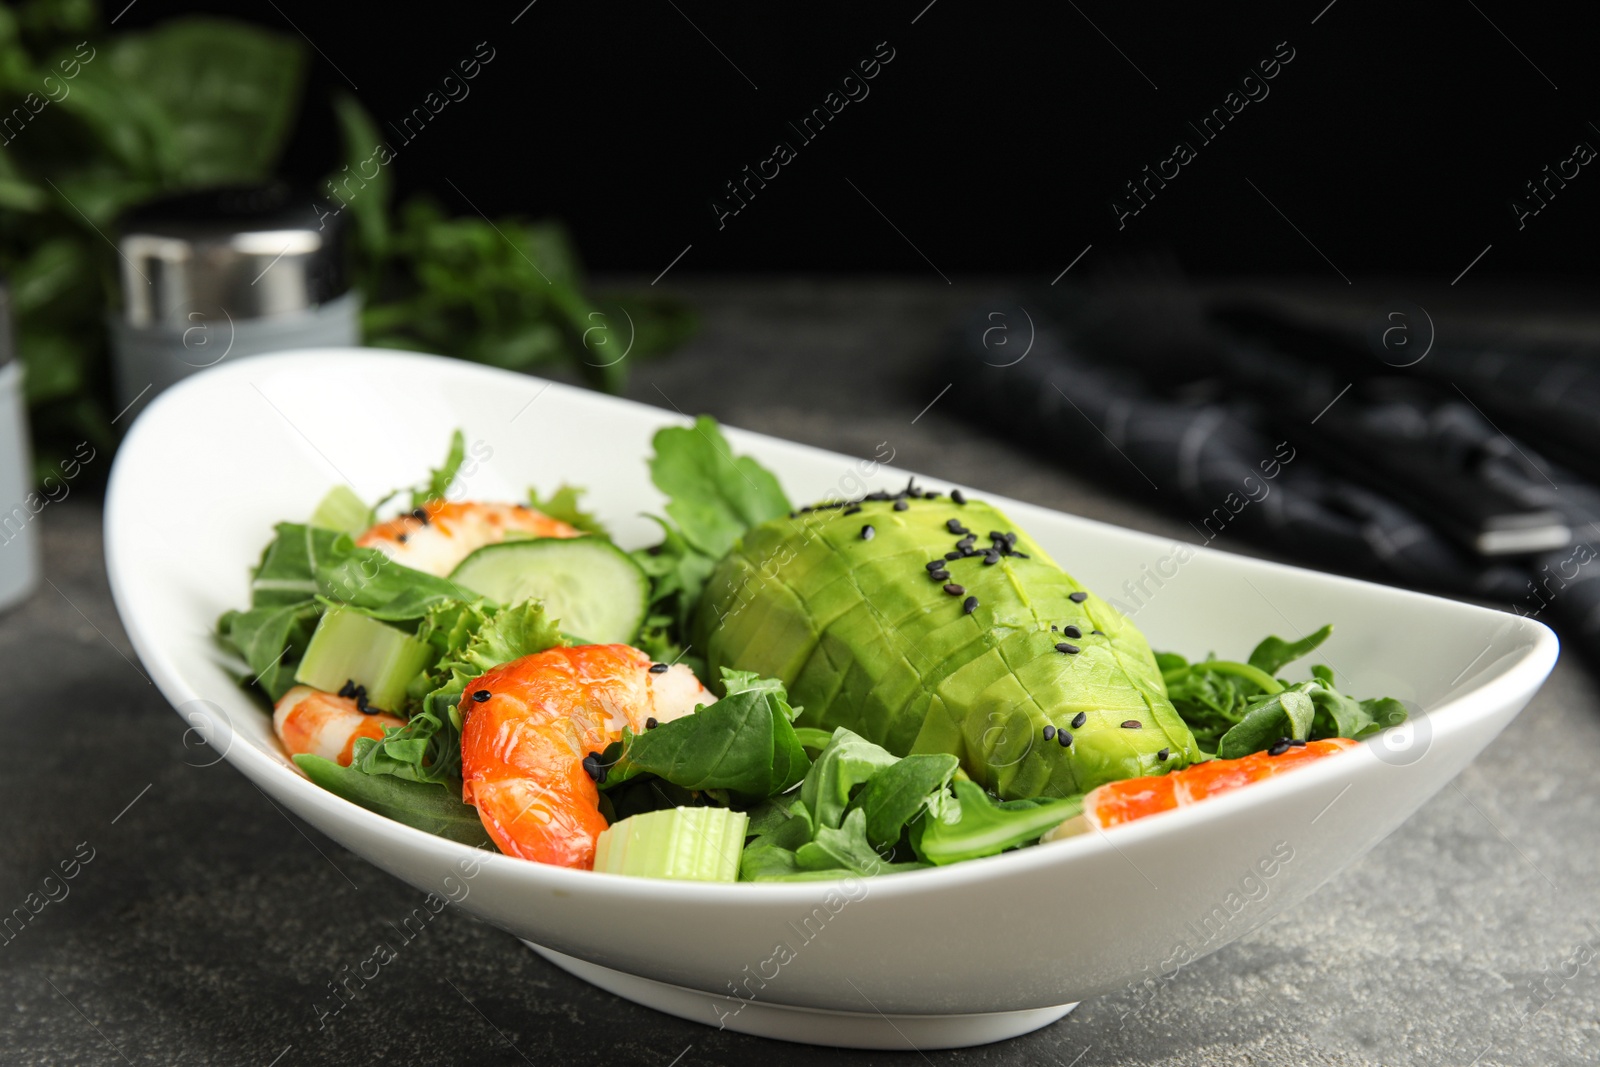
[594,807,748,881]
[449,538,648,644]
[294,606,431,712]
[309,485,372,534]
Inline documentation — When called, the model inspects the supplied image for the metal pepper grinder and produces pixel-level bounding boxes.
[108,184,361,422]
[0,279,41,611]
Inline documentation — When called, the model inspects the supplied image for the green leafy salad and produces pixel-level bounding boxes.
[220,417,1405,881]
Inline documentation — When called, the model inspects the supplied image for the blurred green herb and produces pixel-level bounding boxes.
[0,0,693,484]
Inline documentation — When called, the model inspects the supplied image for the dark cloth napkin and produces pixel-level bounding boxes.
[939,295,1600,666]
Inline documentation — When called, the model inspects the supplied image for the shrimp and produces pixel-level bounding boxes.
[356,501,580,577]
[458,644,714,869]
[1047,737,1357,838]
[275,685,407,768]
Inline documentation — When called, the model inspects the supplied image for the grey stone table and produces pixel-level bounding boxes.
[5,279,1599,1066]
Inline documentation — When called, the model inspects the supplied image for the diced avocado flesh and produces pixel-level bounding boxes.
[692,499,1202,799]
[449,538,648,644]
[308,485,372,535]
[294,605,431,712]
[593,807,748,881]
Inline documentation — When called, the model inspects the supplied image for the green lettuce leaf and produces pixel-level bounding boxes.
[350,599,564,783]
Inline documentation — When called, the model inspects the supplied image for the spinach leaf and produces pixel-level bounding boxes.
[1215,685,1318,759]
[1247,624,1334,675]
[293,755,491,848]
[912,780,1081,866]
[847,752,959,849]
[800,728,900,831]
[600,684,808,802]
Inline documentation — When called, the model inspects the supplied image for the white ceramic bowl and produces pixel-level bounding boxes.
[106,349,1558,1050]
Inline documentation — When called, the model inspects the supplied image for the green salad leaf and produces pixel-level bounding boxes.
[352,599,565,784]
[528,484,609,538]
[1160,624,1407,757]
[632,418,791,665]
[912,781,1082,866]
[599,669,808,801]
[413,430,466,508]
[294,754,491,847]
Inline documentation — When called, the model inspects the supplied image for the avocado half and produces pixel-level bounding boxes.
[692,495,1201,799]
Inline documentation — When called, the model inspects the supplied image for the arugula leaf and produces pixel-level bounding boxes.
[648,416,791,558]
[294,755,491,847]
[528,484,609,538]
[912,780,1081,866]
[1247,624,1335,675]
[218,599,320,700]
[599,678,808,801]
[413,430,465,509]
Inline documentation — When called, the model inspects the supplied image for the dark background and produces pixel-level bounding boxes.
[122,0,1600,279]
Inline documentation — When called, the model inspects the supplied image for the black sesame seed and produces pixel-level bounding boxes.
[1043,725,1056,740]
[926,560,946,572]
[355,695,375,715]
[946,519,969,535]
[861,525,875,540]
[963,596,979,614]
[1091,630,1105,636]
[989,531,1005,542]
[397,533,409,544]
[1071,712,1087,728]
[1289,738,1307,748]
[945,550,963,561]
[581,754,600,781]
[983,551,1001,565]
[930,568,950,581]
[1157,748,1170,761]
[1061,625,1082,639]
[951,489,967,505]
[412,507,429,521]
[1055,642,1080,655]
[1058,730,1073,747]
[893,499,909,511]
[338,680,357,698]
[956,535,976,549]
[866,491,891,501]
[648,662,669,674]
[844,505,862,516]
[645,716,659,730]
[1267,739,1291,757]
[471,689,492,703]
[924,490,941,499]
[1121,720,1142,729]
[1069,591,1088,603]
[943,583,965,596]
[1050,624,1058,631]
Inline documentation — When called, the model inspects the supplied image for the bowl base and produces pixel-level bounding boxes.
[524,942,1076,1049]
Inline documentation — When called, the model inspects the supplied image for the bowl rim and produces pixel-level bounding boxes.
[105,346,1562,906]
